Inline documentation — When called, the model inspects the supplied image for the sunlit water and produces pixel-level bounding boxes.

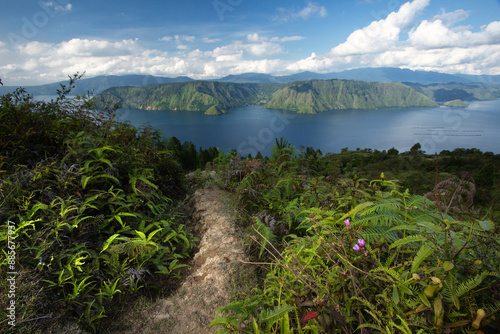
[115,99,500,156]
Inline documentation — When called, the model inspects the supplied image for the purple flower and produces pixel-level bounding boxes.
[353,244,361,251]
[358,239,365,247]
[344,219,350,227]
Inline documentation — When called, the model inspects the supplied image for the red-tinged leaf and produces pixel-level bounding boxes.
[300,311,319,326]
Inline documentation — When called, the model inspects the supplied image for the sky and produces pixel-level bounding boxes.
[1,0,500,85]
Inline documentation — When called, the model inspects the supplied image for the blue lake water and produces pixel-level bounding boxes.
[116,100,500,156]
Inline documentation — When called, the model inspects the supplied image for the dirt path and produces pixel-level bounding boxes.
[121,185,248,333]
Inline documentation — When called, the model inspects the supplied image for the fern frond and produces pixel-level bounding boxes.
[260,304,296,329]
[254,217,277,259]
[389,235,427,249]
[361,198,403,215]
[483,300,500,317]
[455,271,500,298]
[411,244,434,272]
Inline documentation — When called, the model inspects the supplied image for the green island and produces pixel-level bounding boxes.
[1,75,500,333]
[444,99,469,108]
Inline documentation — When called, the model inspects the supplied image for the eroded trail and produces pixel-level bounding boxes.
[122,185,247,333]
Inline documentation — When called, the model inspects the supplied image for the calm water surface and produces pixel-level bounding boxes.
[117,100,500,156]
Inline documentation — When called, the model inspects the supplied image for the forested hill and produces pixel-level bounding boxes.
[264,80,438,113]
[97,81,280,114]
[96,79,437,114]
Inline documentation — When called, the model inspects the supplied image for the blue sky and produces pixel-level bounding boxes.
[1,0,499,85]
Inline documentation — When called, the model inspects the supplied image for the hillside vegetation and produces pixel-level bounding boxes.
[206,140,500,334]
[264,80,438,113]
[97,81,278,113]
[96,79,438,114]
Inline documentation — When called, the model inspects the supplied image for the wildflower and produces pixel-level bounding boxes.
[344,219,351,230]
[300,311,320,326]
[358,239,365,247]
[353,244,361,251]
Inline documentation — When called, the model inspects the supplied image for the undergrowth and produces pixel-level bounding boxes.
[0,74,197,332]
[209,139,500,334]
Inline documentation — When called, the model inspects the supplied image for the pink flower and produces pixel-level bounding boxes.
[344,219,350,227]
[353,244,361,251]
[358,239,365,247]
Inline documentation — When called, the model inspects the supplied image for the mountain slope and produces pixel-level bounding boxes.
[97,79,437,114]
[264,80,438,113]
[98,81,280,112]
[0,74,193,96]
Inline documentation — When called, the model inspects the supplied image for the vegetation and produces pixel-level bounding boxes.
[406,82,500,102]
[2,74,499,333]
[0,75,206,332]
[264,80,437,113]
[444,100,469,108]
[96,81,279,113]
[207,139,500,333]
[96,79,438,114]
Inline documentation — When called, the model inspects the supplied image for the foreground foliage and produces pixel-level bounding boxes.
[209,140,500,333]
[0,76,196,332]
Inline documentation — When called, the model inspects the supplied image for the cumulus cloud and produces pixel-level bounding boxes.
[288,0,500,76]
[330,0,429,56]
[409,20,500,49]
[275,1,327,21]
[1,0,500,85]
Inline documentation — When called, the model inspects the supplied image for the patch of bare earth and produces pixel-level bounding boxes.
[120,185,248,333]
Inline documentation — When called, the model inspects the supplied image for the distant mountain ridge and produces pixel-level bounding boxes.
[0,74,193,96]
[1,67,499,96]
[96,79,438,114]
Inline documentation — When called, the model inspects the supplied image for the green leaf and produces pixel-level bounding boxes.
[478,220,494,231]
[135,230,147,240]
[443,261,454,271]
[100,234,121,254]
[411,244,434,272]
[389,235,427,249]
[392,284,400,304]
[419,292,431,308]
[261,305,296,331]
[339,201,374,223]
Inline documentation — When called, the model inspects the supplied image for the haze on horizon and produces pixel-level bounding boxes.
[1,0,500,86]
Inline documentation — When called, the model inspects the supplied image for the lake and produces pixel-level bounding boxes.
[115,100,500,156]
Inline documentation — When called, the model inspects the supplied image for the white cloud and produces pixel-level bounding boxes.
[212,33,285,57]
[330,0,429,56]
[202,37,221,43]
[270,36,305,42]
[275,1,327,21]
[409,20,500,49]
[432,9,470,26]
[174,35,195,42]
[1,0,500,86]
[42,1,72,12]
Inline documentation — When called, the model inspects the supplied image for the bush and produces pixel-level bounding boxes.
[0,76,196,332]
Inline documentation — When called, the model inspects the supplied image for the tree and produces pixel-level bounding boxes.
[410,142,423,154]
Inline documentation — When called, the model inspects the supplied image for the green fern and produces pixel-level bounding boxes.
[455,271,500,298]
[411,244,434,272]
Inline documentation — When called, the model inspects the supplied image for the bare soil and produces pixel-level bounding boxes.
[119,185,248,333]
